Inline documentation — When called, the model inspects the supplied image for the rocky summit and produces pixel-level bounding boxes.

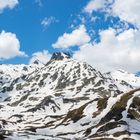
[0,52,140,140]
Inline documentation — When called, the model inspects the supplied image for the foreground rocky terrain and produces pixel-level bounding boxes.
[0,52,140,140]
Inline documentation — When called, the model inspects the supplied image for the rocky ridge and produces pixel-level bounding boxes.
[0,52,140,140]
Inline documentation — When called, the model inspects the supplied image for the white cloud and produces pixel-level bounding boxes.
[70,0,140,72]
[73,28,140,72]
[112,0,140,28]
[41,16,59,28]
[29,50,51,65]
[0,0,18,13]
[52,25,91,49]
[0,31,26,60]
[84,0,105,13]
[84,0,113,14]
[84,0,140,28]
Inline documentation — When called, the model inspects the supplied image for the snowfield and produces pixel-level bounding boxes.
[0,52,140,140]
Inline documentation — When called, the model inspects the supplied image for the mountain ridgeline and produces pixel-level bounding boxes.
[0,52,140,140]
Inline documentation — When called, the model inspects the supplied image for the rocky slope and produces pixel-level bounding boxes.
[0,52,140,140]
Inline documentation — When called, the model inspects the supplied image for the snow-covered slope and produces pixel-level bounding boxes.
[0,52,140,140]
[106,69,140,88]
[0,62,44,102]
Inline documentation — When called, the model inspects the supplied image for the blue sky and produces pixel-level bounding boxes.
[0,0,88,64]
[0,0,140,73]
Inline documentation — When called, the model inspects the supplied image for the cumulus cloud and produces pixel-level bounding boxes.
[41,16,59,28]
[84,0,113,14]
[73,28,140,72]
[112,0,140,28]
[52,25,91,49]
[84,0,140,28]
[84,0,105,13]
[29,50,51,65]
[0,0,18,13]
[0,31,26,60]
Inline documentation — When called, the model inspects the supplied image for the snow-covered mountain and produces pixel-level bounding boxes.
[106,69,140,88]
[0,52,140,140]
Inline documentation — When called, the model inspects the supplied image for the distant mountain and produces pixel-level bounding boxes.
[0,52,140,140]
[106,69,140,88]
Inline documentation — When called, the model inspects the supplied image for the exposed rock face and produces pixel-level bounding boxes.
[50,52,71,61]
[0,52,140,140]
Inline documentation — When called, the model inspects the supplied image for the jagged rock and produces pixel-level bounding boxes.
[0,52,139,139]
[50,52,71,61]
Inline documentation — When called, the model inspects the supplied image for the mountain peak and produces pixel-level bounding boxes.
[50,52,71,61]
[1,55,140,139]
